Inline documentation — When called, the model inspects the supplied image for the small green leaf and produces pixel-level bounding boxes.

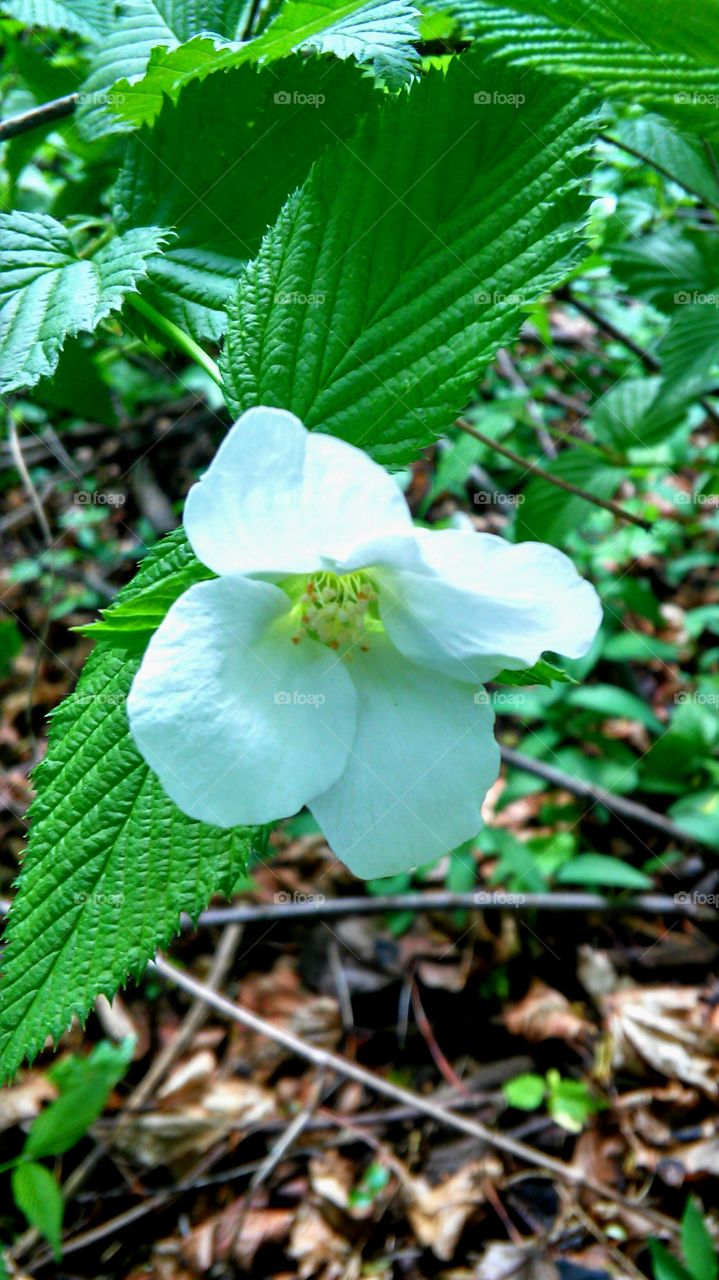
[555,855,653,891]
[503,1073,546,1110]
[12,1162,63,1261]
[24,1039,134,1159]
[78,563,214,648]
[494,659,576,688]
[650,1240,693,1280]
[0,214,169,394]
[546,1069,602,1133]
[681,1198,718,1280]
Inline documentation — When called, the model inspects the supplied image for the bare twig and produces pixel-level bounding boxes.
[455,419,652,530]
[191,887,713,929]
[151,953,679,1233]
[558,287,719,428]
[499,746,698,846]
[599,131,719,211]
[0,93,78,141]
[495,348,557,456]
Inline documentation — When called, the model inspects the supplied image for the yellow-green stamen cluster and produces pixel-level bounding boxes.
[288,571,378,651]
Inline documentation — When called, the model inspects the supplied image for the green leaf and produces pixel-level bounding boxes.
[515,450,622,545]
[438,0,719,138]
[0,531,254,1084]
[609,114,719,208]
[301,0,421,87]
[565,684,664,733]
[610,227,719,315]
[114,58,379,340]
[545,1068,601,1133]
[503,1073,546,1110]
[555,854,653,890]
[591,376,673,451]
[650,1241,693,1280]
[493,659,576,688]
[221,53,598,462]
[650,304,719,424]
[2,0,113,38]
[0,214,169,394]
[681,1198,718,1280]
[77,561,214,648]
[24,1039,134,1159]
[11,1163,63,1261]
[0,619,23,677]
[107,0,409,133]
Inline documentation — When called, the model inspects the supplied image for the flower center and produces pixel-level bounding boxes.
[285,571,379,652]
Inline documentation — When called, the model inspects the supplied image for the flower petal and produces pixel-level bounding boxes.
[127,576,356,826]
[184,406,411,577]
[377,530,602,683]
[309,637,499,879]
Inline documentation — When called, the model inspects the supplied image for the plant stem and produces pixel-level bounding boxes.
[126,294,222,387]
[0,93,78,142]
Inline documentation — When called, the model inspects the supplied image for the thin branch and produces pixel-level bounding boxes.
[455,418,652,530]
[192,887,713,929]
[151,953,679,1233]
[559,287,719,428]
[0,93,78,142]
[499,745,701,847]
[599,131,719,212]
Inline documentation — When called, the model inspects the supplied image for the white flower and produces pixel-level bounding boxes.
[127,407,602,878]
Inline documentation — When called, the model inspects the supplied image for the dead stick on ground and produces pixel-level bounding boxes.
[455,419,652,530]
[150,953,679,1235]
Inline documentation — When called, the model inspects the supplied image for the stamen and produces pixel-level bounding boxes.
[287,570,378,652]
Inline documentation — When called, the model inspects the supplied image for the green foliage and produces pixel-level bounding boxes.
[503,1069,603,1132]
[435,0,719,136]
[221,54,597,461]
[0,214,168,393]
[0,533,254,1083]
[106,0,420,132]
[5,1039,132,1258]
[11,1163,63,1261]
[651,1198,718,1280]
[114,59,379,340]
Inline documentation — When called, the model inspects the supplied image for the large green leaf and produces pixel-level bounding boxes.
[0,532,254,1084]
[114,58,378,340]
[100,0,418,134]
[0,214,168,394]
[221,53,598,462]
[515,450,623,544]
[431,0,719,137]
[2,0,113,38]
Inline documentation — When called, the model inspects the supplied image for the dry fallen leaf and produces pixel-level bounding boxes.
[602,985,719,1097]
[116,1053,275,1167]
[289,1203,354,1280]
[0,1071,56,1134]
[504,980,590,1048]
[401,1158,500,1262]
